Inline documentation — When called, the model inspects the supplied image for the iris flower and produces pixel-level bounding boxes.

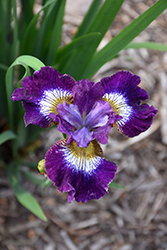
[11,67,157,203]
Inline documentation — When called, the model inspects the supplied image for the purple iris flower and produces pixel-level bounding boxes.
[49,79,121,148]
[11,67,158,203]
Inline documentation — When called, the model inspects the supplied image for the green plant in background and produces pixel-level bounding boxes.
[0,0,167,220]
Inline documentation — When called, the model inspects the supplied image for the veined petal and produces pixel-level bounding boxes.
[85,101,114,129]
[45,139,117,203]
[72,127,94,148]
[49,112,74,138]
[11,66,76,128]
[56,101,82,129]
[100,71,158,137]
[115,103,158,136]
[72,79,105,115]
[93,123,112,144]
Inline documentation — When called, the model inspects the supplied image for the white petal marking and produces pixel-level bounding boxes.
[104,92,132,126]
[61,145,100,173]
[39,88,71,116]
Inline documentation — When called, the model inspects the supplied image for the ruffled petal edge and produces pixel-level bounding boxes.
[45,139,117,203]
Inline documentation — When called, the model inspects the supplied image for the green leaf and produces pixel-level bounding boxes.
[0,0,12,65]
[8,164,47,221]
[42,178,52,188]
[17,161,39,169]
[109,181,126,190]
[33,0,59,59]
[22,169,52,188]
[46,0,66,65]
[0,63,8,71]
[12,0,18,60]
[5,55,45,129]
[20,0,58,55]
[15,55,45,72]
[22,170,45,187]
[73,0,102,39]
[59,0,124,79]
[0,130,16,145]
[20,0,34,24]
[0,1,12,119]
[124,41,167,52]
[57,32,101,69]
[82,0,167,78]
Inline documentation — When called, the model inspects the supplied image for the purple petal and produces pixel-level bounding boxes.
[93,112,122,144]
[45,139,117,203]
[49,112,74,140]
[54,111,94,148]
[100,70,158,137]
[85,101,114,129]
[114,104,158,137]
[85,101,122,144]
[93,124,112,144]
[56,101,82,129]
[72,127,93,148]
[11,66,76,128]
[72,79,105,115]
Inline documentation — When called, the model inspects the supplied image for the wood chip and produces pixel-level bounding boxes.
[71,217,98,230]
[159,72,167,144]
[106,120,161,154]
[60,230,78,250]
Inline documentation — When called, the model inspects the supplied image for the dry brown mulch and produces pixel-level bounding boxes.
[1,1,167,249]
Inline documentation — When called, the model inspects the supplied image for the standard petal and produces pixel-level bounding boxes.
[11,66,76,128]
[45,139,117,203]
[72,79,105,115]
[100,71,158,137]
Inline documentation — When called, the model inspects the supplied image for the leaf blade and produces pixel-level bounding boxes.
[109,181,126,190]
[73,0,102,39]
[0,130,16,145]
[5,55,45,129]
[57,32,101,71]
[82,0,167,78]
[8,165,47,221]
[46,0,66,65]
[124,41,167,52]
[59,0,124,79]
[20,0,58,55]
